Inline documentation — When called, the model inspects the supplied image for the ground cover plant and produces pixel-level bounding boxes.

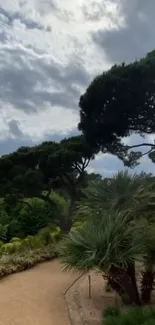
[102,306,155,325]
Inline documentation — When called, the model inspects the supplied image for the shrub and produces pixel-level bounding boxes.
[10,237,21,243]
[0,243,16,255]
[0,244,57,278]
[0,226,61,257]
[71,221,86,232]
[49,226,61,240]
[0,240,4,247]
[37,226,61,246]
[103,307,120,318]
[103,307,155,325]
[19,238,31,250]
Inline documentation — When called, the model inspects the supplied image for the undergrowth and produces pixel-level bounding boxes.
[102,306,155,325]
[0,244,58,278]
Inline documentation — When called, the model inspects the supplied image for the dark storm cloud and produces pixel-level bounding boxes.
[92,0,155,63]
[0,46,90,113]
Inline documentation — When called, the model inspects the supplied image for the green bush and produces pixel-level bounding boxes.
[19,238,32,251]
[103,307,120,318]
[0,243,16,255]
[0,240,4,247]
[0,226,61,256]
[49,226,61,240]
[0,244,57,278]
[71,221,86,232]
[10,237,21,243]
[37,226,61,246]
[103,307,155,325]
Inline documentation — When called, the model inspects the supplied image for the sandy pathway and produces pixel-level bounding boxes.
[0,259,77,325]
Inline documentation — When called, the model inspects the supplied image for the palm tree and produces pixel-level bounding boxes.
[77,171,155,222]
[73,171,155,304]
[140,224,155,304]
[60,211,150,305]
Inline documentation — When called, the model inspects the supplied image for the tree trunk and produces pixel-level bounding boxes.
[106,265,141,305]
[61,196,75,233]
[126,262,140,305]
[141,271,154,304]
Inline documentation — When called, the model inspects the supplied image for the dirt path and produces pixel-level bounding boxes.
[0,259,77,325]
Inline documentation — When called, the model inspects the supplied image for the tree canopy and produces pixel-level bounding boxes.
[0,135,95,209]
[78,50,155,166]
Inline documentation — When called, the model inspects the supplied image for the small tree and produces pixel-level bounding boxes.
[61,172,155,305]
[61,211,152,305]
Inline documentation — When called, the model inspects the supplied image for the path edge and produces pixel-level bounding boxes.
[64,272,86,325]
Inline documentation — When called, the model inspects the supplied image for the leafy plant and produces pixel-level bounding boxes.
[60,210,151,305]
[76,172,155,304]
[0,244,57,278]
[103,306,120,318]
[103,307,155,325]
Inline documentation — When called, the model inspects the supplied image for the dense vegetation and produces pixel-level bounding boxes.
[0,135,97,232]
[102,306,155,325]
[0,192,69,241]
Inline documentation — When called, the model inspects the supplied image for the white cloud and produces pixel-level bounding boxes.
[4,106,78,140]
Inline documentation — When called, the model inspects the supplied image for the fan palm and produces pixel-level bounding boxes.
[60,211,151,305]
[73,171,155,304]
[77,171,155,221]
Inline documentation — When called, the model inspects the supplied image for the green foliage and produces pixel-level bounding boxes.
[71,221,86,232]
[103,307,120,318]
[0,136,94,207]
[0,244,57,278]
[103,307,155,325]
[7,219,25,240]
[0,226,61,257]
[36,226,61,246]
[0,243,16,255]
[0,191,69,241]
[60,211,148,273]
[78,171,155,222]
[0,240,4,247]
[10,237,21,243]
[60,172,155,305]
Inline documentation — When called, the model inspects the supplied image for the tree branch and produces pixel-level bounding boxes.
[141,148,154,157]
[127,143,155,150]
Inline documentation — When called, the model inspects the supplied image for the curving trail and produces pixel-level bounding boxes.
[0,260,77,325]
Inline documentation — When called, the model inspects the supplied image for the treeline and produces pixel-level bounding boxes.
[0,135,97,233]
[0,134,102,239]
[1,50,155,238]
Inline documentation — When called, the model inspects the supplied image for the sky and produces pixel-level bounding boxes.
[0,0,155,176]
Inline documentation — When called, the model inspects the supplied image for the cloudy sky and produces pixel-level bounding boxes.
[0,0,155,176]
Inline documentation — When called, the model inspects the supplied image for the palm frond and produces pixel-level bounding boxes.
[60,211,147,273]
[77,171,155,221]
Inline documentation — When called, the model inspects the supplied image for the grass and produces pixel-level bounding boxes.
[102,306,155,325]
[0,244,58,278]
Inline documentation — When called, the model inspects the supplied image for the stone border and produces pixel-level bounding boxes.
[64,272,86,325]
[64,272,118,325]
